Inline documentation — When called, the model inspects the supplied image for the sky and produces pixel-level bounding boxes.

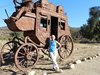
[0,0,100,28]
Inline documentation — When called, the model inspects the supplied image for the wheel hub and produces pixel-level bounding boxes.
[26,52,32,60]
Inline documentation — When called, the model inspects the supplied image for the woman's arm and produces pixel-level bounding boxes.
[56,41,61,48]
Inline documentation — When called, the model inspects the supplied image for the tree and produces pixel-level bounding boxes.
[80,6,100,42]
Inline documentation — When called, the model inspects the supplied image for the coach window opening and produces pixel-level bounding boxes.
[59,19,65,30]
[40,16,47,30]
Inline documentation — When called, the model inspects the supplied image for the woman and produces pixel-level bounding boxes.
[49,35,63,72]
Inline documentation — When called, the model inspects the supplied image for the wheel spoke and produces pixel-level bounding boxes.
[67,48,72,54]
[22,46,27,53]
[22,60,26,67]
[17,56,25,59]
[19,59,25,64]
[7,43,12,49]
[26,45,32,53]
[18,52,25,56]
[29,46,33,52]
[29,60,33,65]
[63,53,67,58]
[4,47,11,50]
[26,60,29,68]
[31,57,36,61]
[26,45,29,51]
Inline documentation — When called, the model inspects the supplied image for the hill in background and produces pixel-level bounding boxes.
[0,26,23,40]
[0,26,8,29]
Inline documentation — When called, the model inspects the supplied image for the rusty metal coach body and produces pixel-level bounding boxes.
[1,0,73,71]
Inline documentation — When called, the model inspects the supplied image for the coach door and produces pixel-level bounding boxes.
[51,16,58,39]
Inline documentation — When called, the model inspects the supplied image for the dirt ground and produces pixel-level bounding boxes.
[48,56,100,75]
[0,40,100,75]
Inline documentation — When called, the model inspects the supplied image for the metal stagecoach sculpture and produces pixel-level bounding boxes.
[1,0,74,71]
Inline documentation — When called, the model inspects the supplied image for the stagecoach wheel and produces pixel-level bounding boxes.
[15,43,38,71]
[58,35,73,59]
[1,41,20,64]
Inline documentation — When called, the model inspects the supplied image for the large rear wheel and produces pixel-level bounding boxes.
[1,41,20,64]
[15,43,38,71]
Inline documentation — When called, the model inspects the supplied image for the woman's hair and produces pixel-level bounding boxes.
[51,35,55,40]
